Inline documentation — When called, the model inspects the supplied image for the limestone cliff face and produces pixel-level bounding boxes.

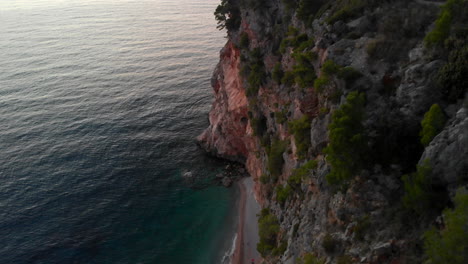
[201,0,467,263]
[198,41,251,162]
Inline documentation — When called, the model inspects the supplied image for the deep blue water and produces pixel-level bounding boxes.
[0,1,237,263]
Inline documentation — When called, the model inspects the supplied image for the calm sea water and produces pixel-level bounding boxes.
[0,1,237,263]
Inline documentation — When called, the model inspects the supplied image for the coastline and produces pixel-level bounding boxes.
[231,177,261,264]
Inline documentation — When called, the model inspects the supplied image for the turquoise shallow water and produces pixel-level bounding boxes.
[0,0,237,263]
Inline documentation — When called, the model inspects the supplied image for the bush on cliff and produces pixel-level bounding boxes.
[244,48,266,97]
[289,115,311,159]
[424,0,465,47]
[287,160,318,188]
[239,32,249,49]
[268,138,288,182]
[436,41,468,103]
[324,91,367,185]
[214,0,241,31]
[272,62,284,84]
[401,160,433,215]
[297,0,326,25]
[326,0,367,25]
[298,253,325,264]
[276,184,292,207]
[420,104,446,146]
[257,209,280,257]
[424,189,468,264]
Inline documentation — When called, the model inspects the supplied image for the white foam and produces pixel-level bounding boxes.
[221,233,237,264]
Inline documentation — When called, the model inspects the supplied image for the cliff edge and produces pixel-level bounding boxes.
[200,0,468,263]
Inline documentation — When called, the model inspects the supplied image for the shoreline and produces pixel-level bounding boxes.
[231,177,261,264]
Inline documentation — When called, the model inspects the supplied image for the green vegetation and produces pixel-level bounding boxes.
[243,48,266,97]
[257,209,280,257]
[402,160,434,215]
[239,32,249,49]
[260,174,270,184]
[322,233,336,253]
[436,42,468,102]
[289,115,311,159]
[297,0,325,25]
[326,0,366,25]
[280,28,315,54]
[420,104,446,146]
[424,189,468,264]
[298,253,325,264]
[281,71,296,86]
[338,66,363,85]
[291,52,317,88]
[278,28,318,88]
[287,160,318,188]
[275,110,288,124]
[321,60,340,75]
[268,138,288,181]
[314,60,362,93]
[250,115,267,137]
[353,215,370,241]
[272,62,284,84]
[313,75,330,93]
[424,0,464,47]
[276,184,292,207]
[272,240,288,256]
[319,107,330,117]
[281,0,298,11]
[214,0,241,31]
[324,91,367,185]
[337,255,354,264]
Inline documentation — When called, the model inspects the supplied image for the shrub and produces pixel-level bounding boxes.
[322,233,336,253]
[424,189,468,264]
[250,115,267,137]
[260,174,270,184]
[272,240,288,256]
[424,0,464,47]
[326,0,366,25]
[338,66,363,85]
[402,160,433,215]
[337,256,354,264]
[436,42,468,102]
[314,75,330,93]
[275,110,288,124]
[282,0,298,11]
[272,62,284,84]
[287,160,318,188]
[282,71,296,86]
[297,0,325,25]
[245,48,266,97]
[239,32,249,49]
[353,215,370,241]
[299,253,325,264]
[257,209,280,257]
[293,64,317,89]
[321,60,340,75]
[420,104,446,146]
[268,139,288,180]
[324,92,367,185]
[319,107,329,117]
[214,0,241,31]
[276,184,292,207]
[291,51,317,89]
[289,115,312,159]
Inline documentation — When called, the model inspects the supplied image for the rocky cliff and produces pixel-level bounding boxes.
[199,0,468,263]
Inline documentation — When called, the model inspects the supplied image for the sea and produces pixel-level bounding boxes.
[0,0,239,263]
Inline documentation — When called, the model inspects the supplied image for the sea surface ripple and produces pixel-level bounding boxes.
[0,1,235,263]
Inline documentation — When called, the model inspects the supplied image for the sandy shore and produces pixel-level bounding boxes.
[231,177,261,264]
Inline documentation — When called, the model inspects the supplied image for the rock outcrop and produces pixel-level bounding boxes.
[200,0,468,263]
